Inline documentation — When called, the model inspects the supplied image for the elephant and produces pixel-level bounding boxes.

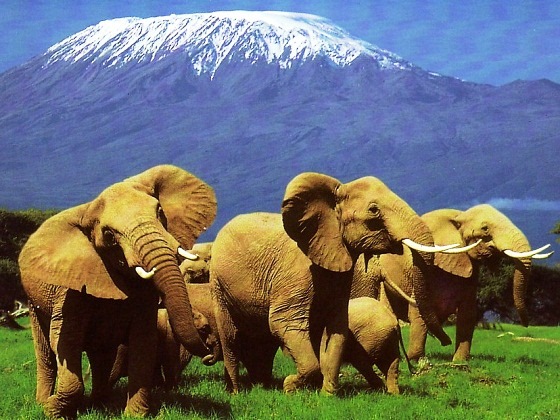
[108,283,221,389]
[179,242,212,283]
[210,172,456,395]
[344,296,400,394]
[18,165,217,418]
[352,204,553,362]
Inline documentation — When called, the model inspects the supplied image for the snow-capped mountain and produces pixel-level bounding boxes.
[43,11,414,77]
[1,11,559,262]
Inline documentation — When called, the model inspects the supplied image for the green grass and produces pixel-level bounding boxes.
[1,320,559,419]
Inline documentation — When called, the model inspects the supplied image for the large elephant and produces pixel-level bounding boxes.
[210,172,455,395]
[18,165,217,418]
[355,204,553,362]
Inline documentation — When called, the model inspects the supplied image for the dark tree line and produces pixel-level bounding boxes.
[477,261,560,326]
[1,209,559,324]
[0,209,57,311]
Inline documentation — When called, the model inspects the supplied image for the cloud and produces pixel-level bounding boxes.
[485,198,560,212]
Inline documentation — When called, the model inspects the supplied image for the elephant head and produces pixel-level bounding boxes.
[281,172,453,346]
[18,165,216,356]
[423,204,553,326]
[180,242,213,283]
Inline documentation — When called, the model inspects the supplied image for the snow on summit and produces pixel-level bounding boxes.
[44,11,413,76]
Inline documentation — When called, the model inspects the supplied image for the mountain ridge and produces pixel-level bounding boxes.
[42,11,415,77]
[1,11,559,261]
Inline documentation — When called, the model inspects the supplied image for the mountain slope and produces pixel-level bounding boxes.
[1,11,559,261]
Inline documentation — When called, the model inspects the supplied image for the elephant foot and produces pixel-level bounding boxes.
[43,395,78,420]
[283,374,299,394]
[320,378,339,396]
[124,389,150,418]
[386,383,400,395]
[452,353,470,364]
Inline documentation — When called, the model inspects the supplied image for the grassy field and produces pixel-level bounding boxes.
[1,320,558,419]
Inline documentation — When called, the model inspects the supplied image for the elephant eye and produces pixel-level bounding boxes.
[368,203,381,218]
[102,227,118,247]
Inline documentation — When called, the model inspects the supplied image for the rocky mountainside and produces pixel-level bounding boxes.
[1,11,559,260]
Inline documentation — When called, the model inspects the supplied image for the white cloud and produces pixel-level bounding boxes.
[485,198,560,212]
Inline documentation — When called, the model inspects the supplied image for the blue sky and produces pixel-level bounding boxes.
[2,0,560,86]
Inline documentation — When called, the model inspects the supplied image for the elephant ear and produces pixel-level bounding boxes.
[18,204,130,299]
[125,165,217,249]
[422,209,473,278]
[281,172,352,272]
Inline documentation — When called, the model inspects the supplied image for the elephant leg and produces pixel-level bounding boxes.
[240,336,278,387]
[29,307,57,404]
[320,326,348,395]
[214,301,241,393]
[159,326,182,389]
[346,343,385,390]
[377,356,400,395]
[453,284,478,362]
[407,304,428,361]
[124,294,159,417]
[87,345,119,405]
[46,293,90,419]
[281,329,321,393]
[108,344,128,389]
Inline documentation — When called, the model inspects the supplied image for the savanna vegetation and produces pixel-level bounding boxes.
[1,318,558,419]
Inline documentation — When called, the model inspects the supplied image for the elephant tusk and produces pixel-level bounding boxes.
[531,251,554,259]
[135,266,156,279]
[201,354,217,366]
[503,244,551,259]
[402,238,459,253]
[440,239,482,254]
[383,278,417,307]
[178,247,199,261]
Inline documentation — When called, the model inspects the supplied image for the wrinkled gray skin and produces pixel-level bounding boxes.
[180,242,212,283]
[18,165,216,418]
[211,173,451,395]
[109,283,221,389]
[344,297,400,394]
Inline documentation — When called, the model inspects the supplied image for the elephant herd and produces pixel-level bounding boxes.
[17,165,553,418]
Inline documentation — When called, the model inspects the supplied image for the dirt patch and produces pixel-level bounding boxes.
[512,337,560,345]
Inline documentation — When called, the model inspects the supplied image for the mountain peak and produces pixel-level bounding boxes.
[43,11,414,77]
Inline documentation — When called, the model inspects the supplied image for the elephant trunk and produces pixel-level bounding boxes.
[496,231,531,327]
[131,224,211,358]
[512,258,530,326]
[389,209,452,346]
[153,264,212,358]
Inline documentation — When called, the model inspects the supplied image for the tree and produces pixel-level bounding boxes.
[477,260,560,326]
[0,209,57,310]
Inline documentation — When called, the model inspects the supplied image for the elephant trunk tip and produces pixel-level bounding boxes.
[518,309,529,327]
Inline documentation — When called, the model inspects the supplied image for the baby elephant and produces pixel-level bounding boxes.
[344,297,401,394]
[109,283,221,389]
[154,283,222,388]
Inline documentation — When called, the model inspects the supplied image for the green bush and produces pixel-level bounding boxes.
[0,208,58,310]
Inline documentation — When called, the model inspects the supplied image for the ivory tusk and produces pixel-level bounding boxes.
[503,244,551,259]
[201,354,217,366]
[383,278,418,307]
[135,266,156,279]
[402,238,459,253]
[441,239,482,254]
[178,247,199,260]
[528,251,554,260]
